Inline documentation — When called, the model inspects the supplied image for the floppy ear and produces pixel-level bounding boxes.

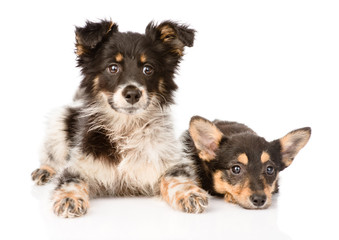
[145,20,195,56]
[278,127,311,168]
[189,116,223,162]
[75,19,118,56]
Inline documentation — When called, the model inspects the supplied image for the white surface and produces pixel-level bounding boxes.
[0,0,338,240]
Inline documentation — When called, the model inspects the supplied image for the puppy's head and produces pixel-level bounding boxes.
[189,116,311,209]
[74,19,195,115]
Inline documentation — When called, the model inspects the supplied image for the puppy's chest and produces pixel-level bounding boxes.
[113,124,179,185]
[117,125,172,164]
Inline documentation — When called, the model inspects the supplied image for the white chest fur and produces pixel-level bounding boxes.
[116,120,181,193]
[72,108,182,196]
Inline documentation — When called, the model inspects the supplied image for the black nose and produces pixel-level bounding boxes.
[250,194,267,207]
[122,86,142,105]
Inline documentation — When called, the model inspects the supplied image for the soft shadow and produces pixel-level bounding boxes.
[32,185,291,240]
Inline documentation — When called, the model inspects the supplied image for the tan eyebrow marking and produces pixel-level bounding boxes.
[140,53,147,63]
[237,153,248,165]
[115,52,123,62]
[261,151,270,163]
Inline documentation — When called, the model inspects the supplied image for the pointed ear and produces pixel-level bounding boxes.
[279,127,311,168]
[189,116,223,162]
[145,20,195,56]
[75,19,118,56]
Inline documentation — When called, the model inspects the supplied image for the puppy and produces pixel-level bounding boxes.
[31,20,208,217]
[182,116,311,209]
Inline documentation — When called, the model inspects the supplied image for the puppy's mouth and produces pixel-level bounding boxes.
[121,107,140,114]
[113,105,149,115]
[242,202,270,210]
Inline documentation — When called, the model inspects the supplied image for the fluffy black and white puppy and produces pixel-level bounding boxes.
[31,20,208,217]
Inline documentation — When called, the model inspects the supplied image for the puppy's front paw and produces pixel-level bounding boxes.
[177,188,209,213]
[53,196,89,218]
[31,166,56,185]
[52,182,89,218]
[161,177,209,213]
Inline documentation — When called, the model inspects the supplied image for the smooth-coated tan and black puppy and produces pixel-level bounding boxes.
[31,20,208,217]
[182,116,311,209]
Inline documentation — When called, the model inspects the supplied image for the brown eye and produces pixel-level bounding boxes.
[266,166,275,175]
[143,65,154,76]
[108,64,119,74]
[231,165,241,175]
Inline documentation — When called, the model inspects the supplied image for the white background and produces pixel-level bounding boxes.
[0,0,338,239]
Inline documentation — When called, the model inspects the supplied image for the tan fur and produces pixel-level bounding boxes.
[115,52,123,62]
[158,25,184,56]
[159,25,176,41]
[189,118,223,162]
[40,165,56,175]
[160,176,208,213]
[237,153,248,165]
[224,192,236,203]
[280,129,311,167]
[75,44,86,56]
[213,171,255,208]
[261,151,270,163]
[140,53,147,63]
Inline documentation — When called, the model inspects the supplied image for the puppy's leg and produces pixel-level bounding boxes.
[32,107,71,185]
[160,163,209,213]
[52,168,90,218]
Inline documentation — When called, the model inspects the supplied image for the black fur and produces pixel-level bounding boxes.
[55,169,85,190]
[164,163,194,178]
[64,106,81,147]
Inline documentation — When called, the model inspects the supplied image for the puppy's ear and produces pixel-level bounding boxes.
[189,116,223,161]
[145,20,195,56]
[276,127,311,169]
[75,20,118,56]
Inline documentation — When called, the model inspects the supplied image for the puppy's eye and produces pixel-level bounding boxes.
[231,165,241,175]
[266,166,275,175]
[108,64,119,74]
[143,65,154,76]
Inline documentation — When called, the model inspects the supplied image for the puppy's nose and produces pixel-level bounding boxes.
[122,85,142,105]
[250,194,267,207]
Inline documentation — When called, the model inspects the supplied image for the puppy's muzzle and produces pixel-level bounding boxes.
[122,85,142,105]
